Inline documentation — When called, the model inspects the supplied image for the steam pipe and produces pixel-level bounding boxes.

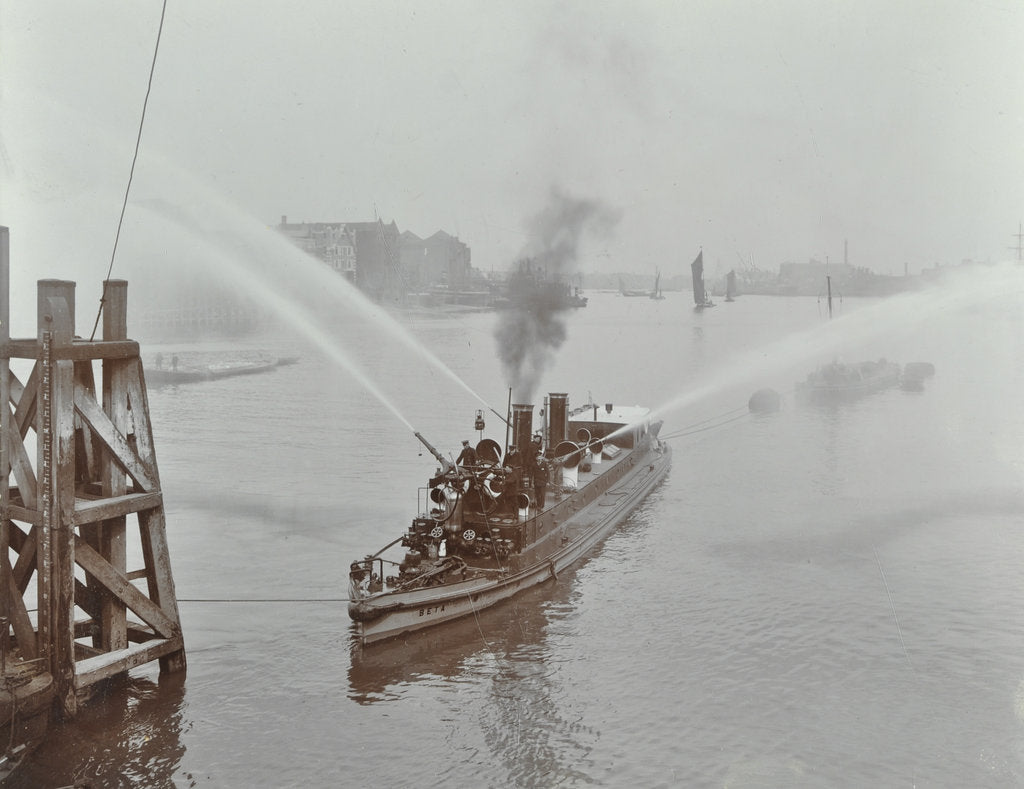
[414,431,452,473]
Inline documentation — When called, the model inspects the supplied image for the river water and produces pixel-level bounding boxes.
[14,270,1024,788]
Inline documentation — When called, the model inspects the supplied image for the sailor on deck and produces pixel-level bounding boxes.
[455,440,477,469]
[533,454,549,508]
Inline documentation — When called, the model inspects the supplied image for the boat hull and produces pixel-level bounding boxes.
[351,440,671,645]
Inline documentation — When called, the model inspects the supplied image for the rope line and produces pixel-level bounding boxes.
[89,0,168,341]
[178,597,349,603]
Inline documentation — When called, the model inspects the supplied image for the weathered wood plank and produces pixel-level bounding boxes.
[126,359,158,473]
[54,354,77,718]
[137,508,183,625]
[100,280,129,653]
[72,382,156,491]
[71,492,163,526]
[73,535,177,638]
[4,422,37,510]
[4,561,37,660]
[73,635,183,689]
[11,523,36,595]
[73,577,99,622]
[7,503,40,527]
[2,338,139,361]
[5,367,24,406]
[74,360,100,483]
[126,623,157,643]
[12,362,38,437]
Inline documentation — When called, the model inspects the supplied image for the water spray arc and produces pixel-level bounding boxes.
[136,204,505,442]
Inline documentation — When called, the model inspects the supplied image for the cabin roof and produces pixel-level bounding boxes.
[571,404,652,424]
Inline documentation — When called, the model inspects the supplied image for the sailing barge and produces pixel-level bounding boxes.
[348,393,671,645]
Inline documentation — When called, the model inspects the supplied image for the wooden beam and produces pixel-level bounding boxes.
[4,422,37,510]
[12,362,38,437]
[138,506,186,674]
[4,568,36,660]
[100,281,129,654]
[137,507,183,624]
[5,367,24,406]
[126,359,158,472]
[73,642,104,660]
[73,535,178,638]
[12,524,36,595]
[74,361,100,483]
[7,503,40,527]
[1,338,140,361]
[73,635,183,689]
[53,352,77,719]
[73,577,100,621]
[72,382,156,491]
[72,492,163,526]
[126,623,157,643]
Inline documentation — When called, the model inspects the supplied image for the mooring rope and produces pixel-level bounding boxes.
[177,598,349,603]
[89,0,169,341]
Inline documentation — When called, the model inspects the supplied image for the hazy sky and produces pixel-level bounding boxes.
[2,0,1023,297]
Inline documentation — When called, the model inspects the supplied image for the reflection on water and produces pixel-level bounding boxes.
[11,673,187,788]
[349,567,600,784]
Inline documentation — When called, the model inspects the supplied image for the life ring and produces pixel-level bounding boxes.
[429,525,444,539]
[462,529,476,542]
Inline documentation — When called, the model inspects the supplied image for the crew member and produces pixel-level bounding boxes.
[532,454,549,509]
[456,440,477,469]
[502,463,520,513]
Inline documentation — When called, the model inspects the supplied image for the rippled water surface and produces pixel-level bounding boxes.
[15,271,1024,788]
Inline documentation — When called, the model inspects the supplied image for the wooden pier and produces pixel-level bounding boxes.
[1,225,185,751]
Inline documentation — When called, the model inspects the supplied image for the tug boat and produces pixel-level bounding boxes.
[348,393,671,645]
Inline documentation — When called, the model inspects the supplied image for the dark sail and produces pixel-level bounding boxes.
[691,251,705,306]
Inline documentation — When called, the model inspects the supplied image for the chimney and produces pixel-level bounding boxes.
[547,393,568,448]
[511,404,533,464]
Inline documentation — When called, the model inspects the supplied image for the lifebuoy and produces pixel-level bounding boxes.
[462,529,476,542]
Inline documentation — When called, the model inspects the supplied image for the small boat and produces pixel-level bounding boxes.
[691,250,714,310]
[649,270,665,300]
[796,358,902,399]
[725,270,737,302]
[146,354,298,386]
[348,393,671,646]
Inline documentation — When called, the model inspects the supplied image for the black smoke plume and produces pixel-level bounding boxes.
[494,187,621,403]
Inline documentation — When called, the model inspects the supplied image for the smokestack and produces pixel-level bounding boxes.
[548,393,568,448]
[281,215,287,227]
[511,403,534,464]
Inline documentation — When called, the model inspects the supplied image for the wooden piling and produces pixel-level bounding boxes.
[2,234,185,732]
[1,227,9,665]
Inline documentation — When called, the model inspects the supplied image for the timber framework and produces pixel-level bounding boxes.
[1,225,185,735]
